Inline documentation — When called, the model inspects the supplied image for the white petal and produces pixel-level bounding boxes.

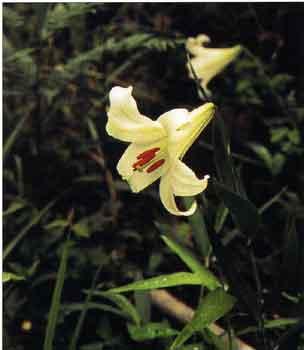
[159,160,209,216]
[106,86,166,143]
[157,108,190,137]
[186,35,242,91]
[186,34,211,56]
[117,140,169,193]
[158,103,215,160]
[157,108,191,159]
[159,171,197,216]
[171,160,209,196]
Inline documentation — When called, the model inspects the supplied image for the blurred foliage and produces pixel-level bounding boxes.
[3,3,304,350]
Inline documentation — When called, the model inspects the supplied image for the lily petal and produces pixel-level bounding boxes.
[188,46,241,91]
[186,34,211,56]
[186,34,242,92]
[106,86,166,143]
[157,108,190,133]
[159,160,209,216]
[117,140,169,193]
[160,171,197,216]
[171,159,209,196]
[158,103,215,160]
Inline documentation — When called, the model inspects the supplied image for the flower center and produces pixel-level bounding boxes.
[132,147,166,173]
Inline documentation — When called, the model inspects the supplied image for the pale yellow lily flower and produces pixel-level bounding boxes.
[106,86,216,216]
[186,34,242,93]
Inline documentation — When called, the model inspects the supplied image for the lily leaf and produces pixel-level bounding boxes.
[108,272,204,293]
[213,181,260,236]
[214,202,229,234]
[212,115,236,191]
[3,272,25,283]
[161,235,220,290]
[170,288,236,350]
[183,197,211,258]
[3,199,27,217]
[127,322,178,341]
[86,291,141,326]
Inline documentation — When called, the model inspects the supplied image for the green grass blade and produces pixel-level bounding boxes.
[43,238,72,350]
[69,266,103,350]
[161,236,220,290]
[107,272,204,293]
[212,115,236,191]
[3,272,25,282]
[61,302,125,318]
[84,291,141,327]
[213,181,260,236]
[170,289,236,350]
[182,197,211,259]
[214,202,229,234]
[3,115,27,162]
[127,322,178,341]
[3,199,57,261]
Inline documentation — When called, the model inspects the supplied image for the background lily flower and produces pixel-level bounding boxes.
[106,86,216,216]
[186,34,242,93]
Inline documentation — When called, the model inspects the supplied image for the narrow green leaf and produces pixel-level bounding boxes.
[183,197,211,258]
[43,239,72,350]
[264,318,299,329]
[69,266,103,350]
[282,216,299,289]
[44,219,68,231]
[3,272,25,283]
[259,186,288,214]
[212,116,236,190]
[72,221,90,238]
[161,236,220,290]
[213,182,260,236]
[127,322,178,341]
[108,272,204,294]
[3,200,27,217]
[170,289,236,350]
[87,291,141,326]
[3,6,24,28]
[79,343,105,350]
[134,291,151,324]
[3,115,27,162]
[214,202,229,233]
[61,302,125,319]
[42,3,96,39]
[248,143,273,171]
[272,152,285,175]
[179,344,206,350]
[238,318,299,336]
[87,118,99,141]
[4,199,57,260]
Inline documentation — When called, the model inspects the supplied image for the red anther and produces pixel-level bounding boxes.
[136,147,160,159]
[132,158,149,169]
[146,159,165,173]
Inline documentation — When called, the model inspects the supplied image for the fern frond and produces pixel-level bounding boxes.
[41,3,96,39]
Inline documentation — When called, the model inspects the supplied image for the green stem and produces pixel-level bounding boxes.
[68,265,103,350]
[43,236,72,350]
[243,47,289,117]
[3,115,28,163]
[183,197,211,260]
[3,199,57,261]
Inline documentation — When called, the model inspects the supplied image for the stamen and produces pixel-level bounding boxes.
[132,158,149,169]
[146,159,165,173]
[132,147,161,171]
[136,147,160,159]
